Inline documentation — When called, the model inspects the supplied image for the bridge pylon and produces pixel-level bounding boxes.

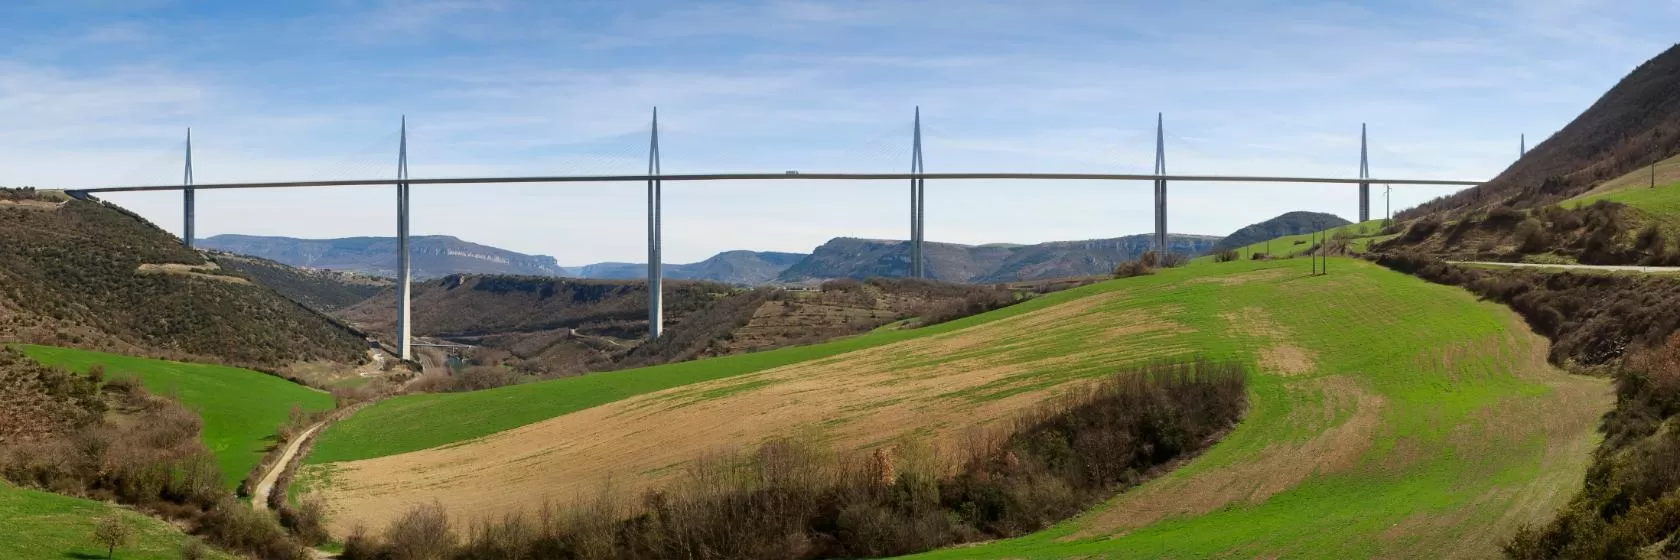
[647,108,664,339]
[1154,113,1167,255]
[1358,123,1370,223]
[183,128,194,249]
[396,117,413,362]
[910,108,926,278]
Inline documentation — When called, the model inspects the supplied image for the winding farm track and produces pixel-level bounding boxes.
[252,423,322,512]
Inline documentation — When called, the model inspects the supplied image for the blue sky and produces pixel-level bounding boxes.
[3,0,1677,264]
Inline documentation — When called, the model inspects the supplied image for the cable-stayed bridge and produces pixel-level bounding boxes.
[54,110,1489,361]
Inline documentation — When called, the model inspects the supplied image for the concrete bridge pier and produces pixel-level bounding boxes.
[1153,113,1168,255]
[396,117,413,361]
[910,107,926,278]
[647,108,664,339]
[1359,123,1371,223]
[183,128,194,249]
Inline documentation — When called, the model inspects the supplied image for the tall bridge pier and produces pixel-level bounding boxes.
[1359,123,1371,223]
[647,108,664,340]
[183,129,195,249]
[1154,113,1168,255]
[910,108,926,278]
[396,117,413,361]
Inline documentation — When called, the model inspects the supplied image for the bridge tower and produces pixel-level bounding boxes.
[396,117,413,361]
[183,128,194,248]
[1154,113,1167,255]
[1521,134,1527,157]
[910,108,926,278]
[647,108,664,339]
[1358,123,1370,223]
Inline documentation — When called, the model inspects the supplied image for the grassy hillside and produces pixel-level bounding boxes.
[1212,218,1393,260]
[307,259,1603,556]
[0,188,367,368]
[1212,210,1352,252]
[208,250,389,312]
[17,345,335,488]
[0,483,234,560]
[310,280,1046,464]
[1403,43,1680,218]
[1567,153,1680,230]
[892,258,1606,558]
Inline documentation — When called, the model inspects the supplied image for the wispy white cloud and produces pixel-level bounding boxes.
[1,0,1675,262]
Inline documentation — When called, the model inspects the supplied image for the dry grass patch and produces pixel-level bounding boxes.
[135,263,251,285]
[313,290,1190,536]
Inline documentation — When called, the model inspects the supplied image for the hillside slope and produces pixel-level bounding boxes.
[19,345,335,489]
[0,189,367,369]
[306,259,1605,558]
[1212,211,1352,252]
[1403,43,1680,218]
[199,234,565,279]
[781,234,1221,283]
[208,251,390,312]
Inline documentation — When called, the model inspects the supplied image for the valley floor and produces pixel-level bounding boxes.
[304,259,1607,557]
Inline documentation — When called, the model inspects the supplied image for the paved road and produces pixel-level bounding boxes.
[1449,261,1680,273]
[252,422,322,512]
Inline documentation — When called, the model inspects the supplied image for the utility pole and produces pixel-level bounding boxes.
[396,116,412,362]
[648,108,664,339]
[1520,134,1526,158]
[1384,184,1392,222]
[183,128,194,248]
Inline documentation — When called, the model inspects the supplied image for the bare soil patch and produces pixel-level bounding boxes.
[135,262,251,285]
[0,199,64,211]
[316,290,1188,535]
[1225,307,1317,375]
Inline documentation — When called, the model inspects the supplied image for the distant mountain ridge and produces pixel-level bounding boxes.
[780,234,1222,283]
[567,251,809,285]
[1213,212,1353,252]
[199,234,565,279]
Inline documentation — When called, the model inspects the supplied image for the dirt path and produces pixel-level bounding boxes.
[253,422,323,512]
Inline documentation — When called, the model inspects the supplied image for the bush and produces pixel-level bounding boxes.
[384,502,455,560]
[1112,260,1153,278]
[1212,250,1240,263]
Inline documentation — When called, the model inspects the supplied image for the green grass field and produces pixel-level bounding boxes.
[307,283,1114,464]
[305,256,1602,556]
[16,345,335,488]
[1207,219,1395,262]
[895,257,1605,558]
[0,482,235,560]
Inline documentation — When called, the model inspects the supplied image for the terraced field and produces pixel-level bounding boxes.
[303,258,1607,557]
[0,483,234,560]
[17,345,335,488]
[1567,153,1680,232]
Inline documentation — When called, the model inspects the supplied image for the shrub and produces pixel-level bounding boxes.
[384,501,455,560]
[1112,260,1153,278]
[1250,252,1269,260]
[1212,250,1240,263]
